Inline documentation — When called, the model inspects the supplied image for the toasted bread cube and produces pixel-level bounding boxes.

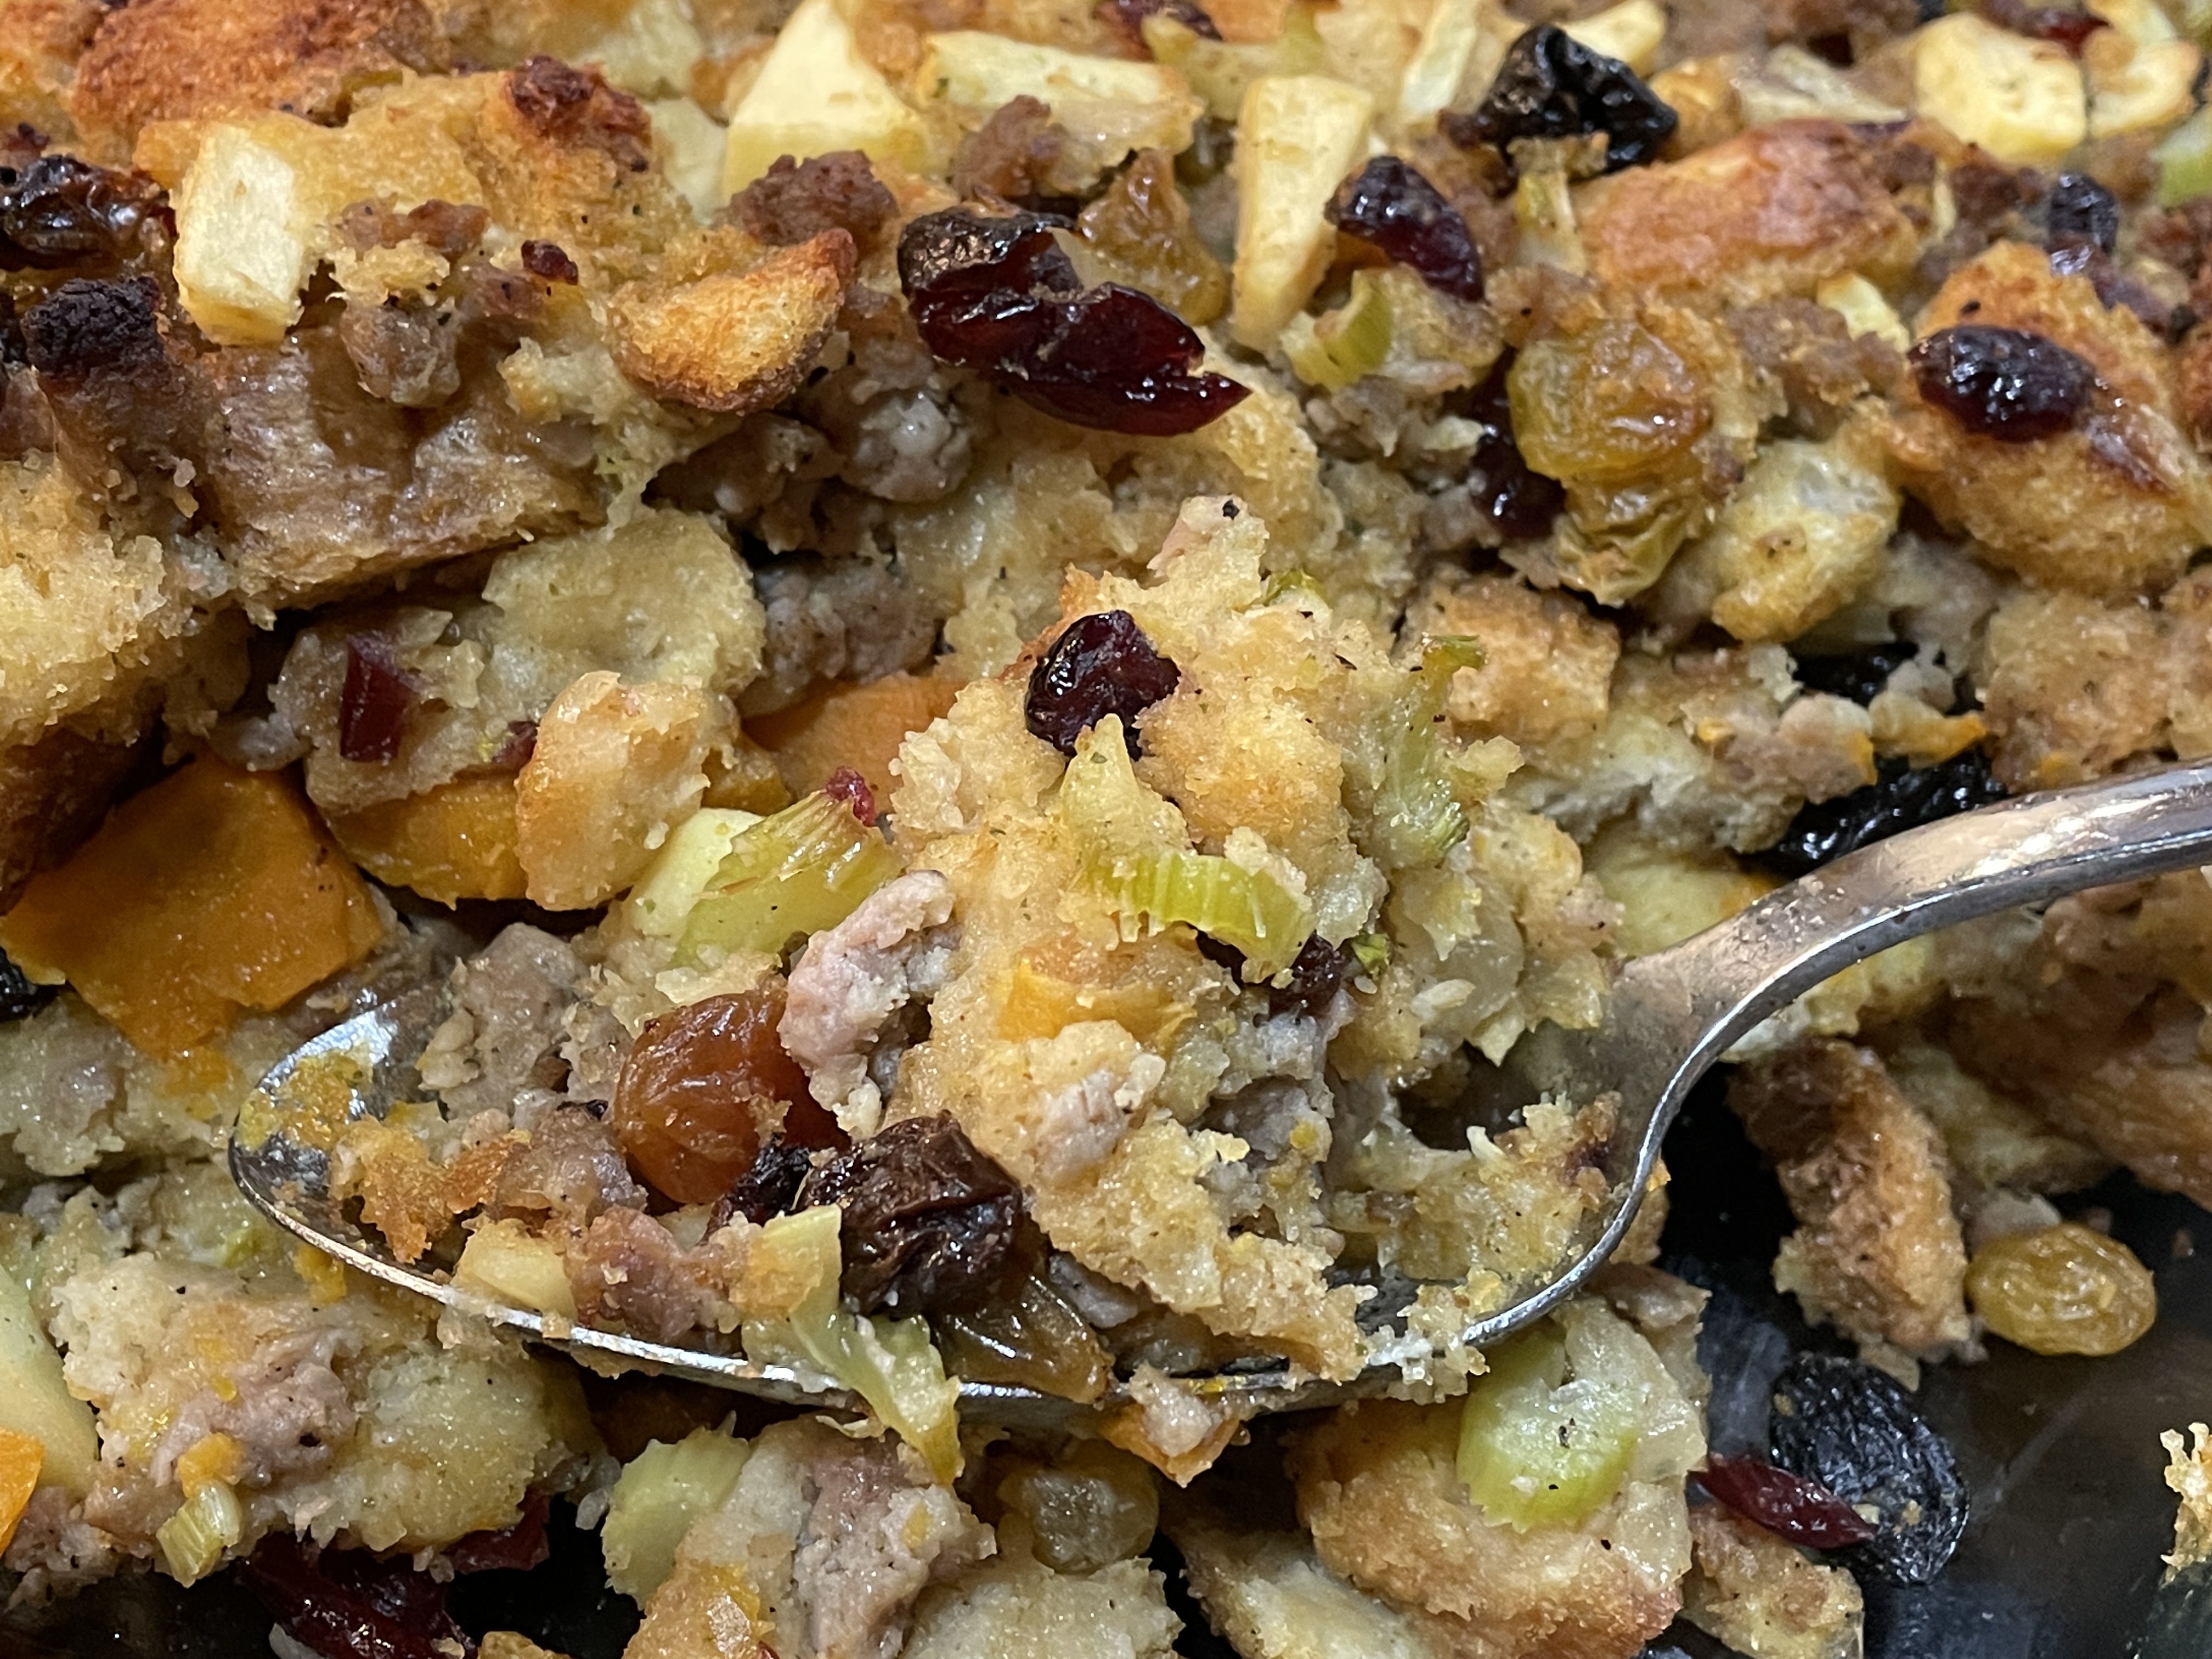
[1230,73,1375,348]
[607,230,854,412]
[1912,13,2086,166]
[719,0,928,194]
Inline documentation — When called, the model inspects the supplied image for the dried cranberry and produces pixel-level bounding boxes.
[1767,1353,1970,1584]
[1447,24,1677,174]
[898,205,1248,436]
[1325,156,1482,302]
[1698,1453,1878,1550]
[797,1115,1024,1318]
[2045,171,2118,255]
[1454,355,1564,540]
[1023,609,1181,757]
[0,154,166,273]
[1099,0,1222,50]
[1910,323,2094,442]
[1756,751,2007,877]
[715,1136,818,1227]
[446,1492,551,1574]
[0,946,55,1022]
[518,239,579,283]
[1982,0,2107,53]
[824,765,878,827]
[1199,932,1352,1016]
[241,1535,472,1659]
[337,635,419,764]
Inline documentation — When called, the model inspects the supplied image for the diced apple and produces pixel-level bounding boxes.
[1561,0,1664,75]
[1395,0,1493,131]
[2086,31,2200,138]
[454,1219,578,1322]
[0,1264,98,1499]
[651,95,731,219]
[601,1427,752,1603]
[922,31,1201,158]
[1230,74,1376,349]
[172,124,315,346]
[719,0,929,195]
[623,806,765,939]
[1912,13,2086,167]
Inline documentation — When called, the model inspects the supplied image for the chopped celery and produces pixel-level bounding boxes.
[602,1427,751,1603]
[625,808,764,939]
[1456,1322,1639,1530]
[741,1206,963,1483]
[1142,7,1324,120]
[1365,636,1484,873]
[155,1480,243,1585]
[1347,931,1390,977]
[1262,568,1325,607]
[2155,104,2212,205]
[678,792,903,964]
[1282,270,1394,391]
[1093,851,1313,979]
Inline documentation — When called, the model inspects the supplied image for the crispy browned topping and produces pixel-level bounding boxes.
[504,54,652,176]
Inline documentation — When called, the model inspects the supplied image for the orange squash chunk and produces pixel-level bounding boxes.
[747,673,960,804]
[0,1427,40,1555]
[0,758,383,1056]
[326,775,529,906]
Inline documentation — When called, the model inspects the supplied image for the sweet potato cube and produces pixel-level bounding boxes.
[746,673,960,803]
[0,758,383,1055]
[326,775,529,906]
[0,1426,41,1555]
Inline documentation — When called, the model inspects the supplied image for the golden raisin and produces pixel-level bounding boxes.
[612,985,816,1205]
[1965,1221,2157,1356]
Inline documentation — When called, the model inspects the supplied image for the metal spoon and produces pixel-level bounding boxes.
[232,759,2212,1422]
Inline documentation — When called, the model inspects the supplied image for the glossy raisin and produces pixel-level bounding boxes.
[0,154,166,273]
[715,1136,818,1228]
[1756,751,2007,877]
[1965,1220,2157,1356]
[1099,0,1221,50]
[1910,323,2094,442]
[1768,1353,1968,1584]
[1981,0,2107,53]
[1325,156,1483,302]
[0,947,55,1022]
[1453,355,1565,540]
[1791,641,1918,706]
[1024,609,1181,757]
[2045,172,2118,255]
[798,1114,1025,1318]
[1697,1453,1878,1550]
[337,635,418,764]
[612,985,813,1206]
[1199,930,1352,1016]
[1448,25,1677,174]
[241,1536,471,1659]
[898,205,1248,436]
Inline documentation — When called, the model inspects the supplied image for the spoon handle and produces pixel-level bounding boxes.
[1465,759,2212,1355]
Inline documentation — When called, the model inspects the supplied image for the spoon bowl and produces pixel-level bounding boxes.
[232,760,2212,1421]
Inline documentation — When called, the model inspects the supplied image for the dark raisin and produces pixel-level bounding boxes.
[1791,641,1918,706]
[1447,24,1677,174]
[1023,609,1181,757]
[0,154,166,273]
[21,275,167,380]
[1199,931,1352,1015]
[1098,0,1222,52]
[1767,1353,1969,1584]
[444,1491,552,1574]
[797,1115,1025,1318]
[1909,323,2095,442]
[898,205,1248,437]
[484,719,538,771]
[1697,1453,1878,1550]
[0,947,56,1022]
[337,635,419,764]
[518,238,579,283]
[1755,751,2007,877]
[241,1535,472,1659]
[1325,156,1483,302]
[823,765,878,827]
[1981,0,2108,53]
[2045,171,2118,255]
[715,1136,818,1228]
[1452,354,1565,540]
